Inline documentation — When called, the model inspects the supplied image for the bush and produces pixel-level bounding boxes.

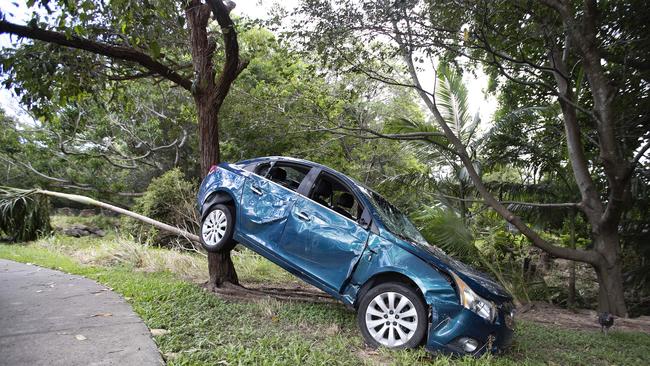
[123,169,199,248]
[0,188,51,242]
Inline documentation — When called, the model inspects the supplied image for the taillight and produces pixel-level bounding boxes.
[208,165,218,174]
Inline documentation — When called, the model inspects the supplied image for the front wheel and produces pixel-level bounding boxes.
[357,282,428,349]
[200,204,236,253]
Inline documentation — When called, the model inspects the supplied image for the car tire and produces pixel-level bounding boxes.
[200,204,237,253]
[357,282,428,349]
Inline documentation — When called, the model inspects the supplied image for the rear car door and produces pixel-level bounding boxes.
[277,170,370,293]
[238,161,311,252]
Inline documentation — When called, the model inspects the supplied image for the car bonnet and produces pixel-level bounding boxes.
[390,235,513,303]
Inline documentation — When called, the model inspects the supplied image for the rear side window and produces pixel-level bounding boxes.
[266,163,309,192]
[254,163,272,176]
[309,172,363,222]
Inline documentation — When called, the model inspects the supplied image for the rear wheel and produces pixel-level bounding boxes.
[200,204,236,253]
[357,282,427,349]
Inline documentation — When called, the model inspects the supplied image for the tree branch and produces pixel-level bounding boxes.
[14,161,143,197]
[33,189,197,241]
[0,20,192,91]
[440,194,580,208]
[391,9,600,266]
[206,0,249,108]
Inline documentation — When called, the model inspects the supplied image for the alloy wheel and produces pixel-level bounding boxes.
[364,291,419,347]
[201,209,228,247]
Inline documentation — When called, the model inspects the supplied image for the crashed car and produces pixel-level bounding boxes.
[197,156,514,355]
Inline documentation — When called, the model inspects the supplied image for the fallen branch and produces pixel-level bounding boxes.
[33,188,200,243]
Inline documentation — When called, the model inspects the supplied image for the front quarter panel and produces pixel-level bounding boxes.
[344,233,513,355]
[345,233,458,309]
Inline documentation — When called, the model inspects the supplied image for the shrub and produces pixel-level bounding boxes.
[0,187,51,242]
[123,169,199,248]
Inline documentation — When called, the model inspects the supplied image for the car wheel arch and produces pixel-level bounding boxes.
[354,271,425,310]
[202,190,236,219]
[201,190,235,213]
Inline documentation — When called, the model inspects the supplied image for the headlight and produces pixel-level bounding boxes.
[452,273,497,322]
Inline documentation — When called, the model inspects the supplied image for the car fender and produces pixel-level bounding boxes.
[197,164,247,225]
[343,233,458,312]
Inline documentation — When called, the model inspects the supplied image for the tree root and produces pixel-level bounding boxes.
[203,281,337,304]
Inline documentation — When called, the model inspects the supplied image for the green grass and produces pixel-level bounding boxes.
[1,236,649,365]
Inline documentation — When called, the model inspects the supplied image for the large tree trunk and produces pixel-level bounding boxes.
[394,13,630,316]
[540,0,631,317]
[593,229,627,316]
[595,263,627,316]
[188,0,245,288]
[196,95,239,286]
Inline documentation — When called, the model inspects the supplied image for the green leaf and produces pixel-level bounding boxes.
[150,41,161,59]
[73,25,84,36]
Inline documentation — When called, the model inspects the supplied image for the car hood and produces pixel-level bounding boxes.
[392,237,512,302]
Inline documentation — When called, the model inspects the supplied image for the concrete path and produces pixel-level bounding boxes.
[0,259,163,366]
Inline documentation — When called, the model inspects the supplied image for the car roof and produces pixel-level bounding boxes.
[235,155,373,193]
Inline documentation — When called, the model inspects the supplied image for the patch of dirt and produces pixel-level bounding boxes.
[517,301,650,334]
[204,281,337,304]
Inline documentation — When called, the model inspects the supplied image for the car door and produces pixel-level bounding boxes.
[238,161,311,253]
[277,170,370,293]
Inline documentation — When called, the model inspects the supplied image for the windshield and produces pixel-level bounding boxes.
[359,187,428,245]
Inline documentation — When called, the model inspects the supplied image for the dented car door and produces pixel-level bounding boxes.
[238,171,298,251]
[277,182,369,293]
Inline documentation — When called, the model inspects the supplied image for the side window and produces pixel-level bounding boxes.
[243,162,257,172]
[310,173,363,222]
[254,162,271,176]
[266,163,309,192]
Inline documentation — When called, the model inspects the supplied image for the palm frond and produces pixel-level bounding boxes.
[384,117,436,134]
[0,187,51,242]
[384,117,453,160]
[436,63,473,144]
[413,206,478,263]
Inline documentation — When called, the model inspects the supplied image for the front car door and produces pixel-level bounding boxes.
[278,169,370,293]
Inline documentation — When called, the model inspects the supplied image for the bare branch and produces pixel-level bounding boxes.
[12,161,143,197]
[33,189,197,242]
[440,194,580,208]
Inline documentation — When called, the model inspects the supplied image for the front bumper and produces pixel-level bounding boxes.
[425,302,515,356]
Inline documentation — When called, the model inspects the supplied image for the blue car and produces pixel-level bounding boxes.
[197,156,514,355]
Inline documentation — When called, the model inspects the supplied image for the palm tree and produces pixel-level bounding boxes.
[384,63,484,220]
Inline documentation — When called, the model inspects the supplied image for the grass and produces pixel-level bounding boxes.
[1,223,649,365]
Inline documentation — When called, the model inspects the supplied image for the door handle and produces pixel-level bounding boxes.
[250,185,263,196]
[297,211,311,221]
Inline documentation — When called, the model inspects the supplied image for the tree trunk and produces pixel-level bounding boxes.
[187,0,246,288]
[543,0,630,317]
[567,211,576,309]
[195,92,239,287]
[595,264,627,316]
[395,18,630,315]
[593,230,628,316]
[208,251,239,286]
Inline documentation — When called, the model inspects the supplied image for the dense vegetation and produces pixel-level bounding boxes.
[0,0,648,322]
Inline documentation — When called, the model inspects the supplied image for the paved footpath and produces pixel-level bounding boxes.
[0,259,163,366]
